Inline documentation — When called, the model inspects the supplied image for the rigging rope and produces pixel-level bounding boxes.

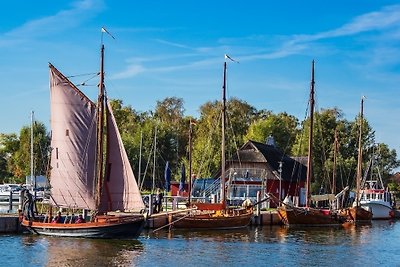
[66,72,99,87]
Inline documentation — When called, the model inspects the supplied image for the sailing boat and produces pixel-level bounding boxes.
[168,55,253,229]
[21,39,146,238]
[340,97,372,224]
[276,60,345,226]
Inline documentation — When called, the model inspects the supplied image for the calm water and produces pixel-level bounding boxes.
[1,221,400,267]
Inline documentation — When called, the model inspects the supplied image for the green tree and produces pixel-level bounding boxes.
[245,112,299,153]
[290,107,378,194]
[109,97,191,190]
[0,133,19,182]
[0,122,50,183]
[191,98,256,178]
[154,97,185,125]
[366,143,400,185]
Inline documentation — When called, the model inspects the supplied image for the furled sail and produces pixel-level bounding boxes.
[49,64,97,210]
[98,101,145,213]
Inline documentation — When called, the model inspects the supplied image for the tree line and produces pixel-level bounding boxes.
[1,96,399,194]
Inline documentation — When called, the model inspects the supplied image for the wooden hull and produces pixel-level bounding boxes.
[277,206,345,226]
[170,208,253,229]
[340,206,372,224]
[21,214,145,239]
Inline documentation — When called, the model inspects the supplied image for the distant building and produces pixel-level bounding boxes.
[213,139,307,207]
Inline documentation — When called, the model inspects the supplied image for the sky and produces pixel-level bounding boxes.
[1,0,400,157]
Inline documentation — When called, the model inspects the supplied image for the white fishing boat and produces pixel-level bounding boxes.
[360,180,394,219]
[359,154,394,220]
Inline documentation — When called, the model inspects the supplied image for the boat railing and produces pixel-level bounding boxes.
[191,168,268,203]
[200,178,221,199]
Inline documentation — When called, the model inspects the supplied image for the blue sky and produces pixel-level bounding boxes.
[1,0,400,156]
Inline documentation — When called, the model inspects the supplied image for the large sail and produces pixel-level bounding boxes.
[49,64,97,210]
[98,101,145,213]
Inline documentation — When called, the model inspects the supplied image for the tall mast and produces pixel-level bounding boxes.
[306,60,315,208]
[95,44,105,208]
[332,129,338,195]
[152,125,157,193]
[221,61,227,206]
[31,110,36,198]
[356,97,364,207]
[188,120,193,205]
[138,131,143,190]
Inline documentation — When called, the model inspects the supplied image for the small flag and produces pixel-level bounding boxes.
[225,54,239,63]
[101,27,115,39]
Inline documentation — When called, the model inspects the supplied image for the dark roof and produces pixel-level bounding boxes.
[232,140,307,182]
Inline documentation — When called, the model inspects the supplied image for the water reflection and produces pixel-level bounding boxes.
[5,220,400,266]
[20,236,143,266]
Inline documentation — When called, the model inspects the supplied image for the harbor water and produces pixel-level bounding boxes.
[1,221,400,266]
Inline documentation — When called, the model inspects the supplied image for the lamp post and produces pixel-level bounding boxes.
[278,161,283,201]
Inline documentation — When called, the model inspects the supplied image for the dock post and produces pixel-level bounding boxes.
[8,191,13,213]
[19,190,24,211]
[148,194,153,216]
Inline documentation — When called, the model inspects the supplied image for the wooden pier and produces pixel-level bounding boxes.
[0,214,22,233]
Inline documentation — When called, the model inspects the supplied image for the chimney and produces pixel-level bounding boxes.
[266,134,276,147]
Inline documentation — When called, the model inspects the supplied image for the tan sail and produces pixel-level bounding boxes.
[49,64,97,210]
[98,101,145,213]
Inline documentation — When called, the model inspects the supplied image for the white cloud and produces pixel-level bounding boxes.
[0,0,104,44]
[113,4,400,82]
[235,4,400,62]
[111,64,146,79]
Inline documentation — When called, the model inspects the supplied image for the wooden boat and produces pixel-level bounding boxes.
[21,31,146,238]
[340,206,372,224]
[23,214,145,238]
[277,61,345,226]
[169,203,253,229]
[277,206,344,226]
[340,97,372,224]
[169,55,253,229]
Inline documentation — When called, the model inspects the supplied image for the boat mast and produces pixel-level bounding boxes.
[332,129,338,195]
[152,125,157,193]
[221,61,227,206]
[31,110,36,198]
[138,131,143,190]
[356,97,364,207]
[95,43,105,208]
[188,120,193,205]
[306,60,315,208]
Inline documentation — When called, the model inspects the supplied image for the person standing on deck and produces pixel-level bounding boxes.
[22,189,35,220]
[155,188,163,213]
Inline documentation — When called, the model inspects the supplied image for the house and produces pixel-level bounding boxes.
[170,181,189,197]
[217,139,307,207]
